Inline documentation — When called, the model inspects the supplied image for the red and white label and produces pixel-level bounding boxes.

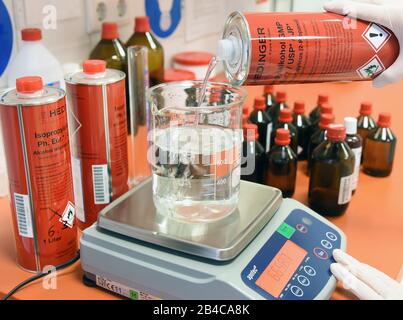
[357,56,385,79]
[362,23,391,52]
[59,201,75,229]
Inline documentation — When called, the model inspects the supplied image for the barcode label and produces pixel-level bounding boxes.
[352,147,362,191]
[266,123,273,152]
[92,165,110,205]
[14,193,33,238]
[338,175,353,205]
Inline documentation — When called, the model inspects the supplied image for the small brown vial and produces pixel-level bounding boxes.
[270,91,289,124]
[266,129,298,198]
[309,125,355,217]
[264,85,276,113]
[307,113,335,173]
[309,94,329,124]
[272,108,299,155]
[363,113,397,177]
[357,102,377,160]
[311,103,333,133]
[292,101,312,160]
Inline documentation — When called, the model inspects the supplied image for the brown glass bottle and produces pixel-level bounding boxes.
[269,91,289,124]
[266,129,297,198]
[309,94,329,124]
[357,102,377,162]
[309,125,355,217]
[264,85,276,113]
[363,113,397,177]
[249,97,273,153]
[307,113,335,172]
[310,103,333,133]
[292,101,312,160]
[344,117,363,193]
[126,16,164,87]
[272,108,298,155]
[242,124,267,184]
[89,22,127,72]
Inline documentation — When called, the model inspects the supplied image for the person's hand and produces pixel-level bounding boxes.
[331,249,403,300]
[324,0,403,87]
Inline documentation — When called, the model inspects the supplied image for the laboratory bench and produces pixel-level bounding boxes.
[0,81,402,300]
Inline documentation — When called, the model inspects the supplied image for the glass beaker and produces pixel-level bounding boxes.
[148,81,247,223]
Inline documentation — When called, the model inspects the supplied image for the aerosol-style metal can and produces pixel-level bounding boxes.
[0,76,77,272]
[218,12,400,85]
[65,60,128,230]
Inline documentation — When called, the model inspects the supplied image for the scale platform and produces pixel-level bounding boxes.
[97,178,282,261]
[81,179,347,300]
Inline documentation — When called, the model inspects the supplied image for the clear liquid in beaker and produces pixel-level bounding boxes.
[152,125,241,222]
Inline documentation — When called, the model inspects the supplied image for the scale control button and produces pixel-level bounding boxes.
[297,275,310,287]
[290,286,304,297]
[296,224,308,234]
[304,265,317,277]
[321,239,333,250]
[326,232,338,242]
[313,247,329,260]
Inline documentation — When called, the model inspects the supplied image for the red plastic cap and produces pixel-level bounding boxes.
[318,94,329,106]
[209,92,222,103]
[279,108,293,123]
[243,123,259,141]
[164,69,196,82]
[275,129,291,146]
[16,76,43,94]
[21,28,42,41]
[102,22,119,40]
[378,113,391,128]
[135,16,151,33]
[276,91,287,103]
[319,113,335,129]
[360,102,373,116]
[320,103,333,115]
[293,101,305,115]
[327,124,346,142]
[174,52,214,66]
[253,97,266,111]
[264,85,275,94]
[83,60,107,74]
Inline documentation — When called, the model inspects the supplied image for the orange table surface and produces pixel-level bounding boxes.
[1,80,402,300]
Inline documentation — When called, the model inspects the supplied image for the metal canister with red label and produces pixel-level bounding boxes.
[219,11,400,85]
[65,60,129,230]
[0,76,78,272]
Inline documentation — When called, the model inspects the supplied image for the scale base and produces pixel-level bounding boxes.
[80,181,347,300]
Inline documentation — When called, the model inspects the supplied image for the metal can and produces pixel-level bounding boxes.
[219,12,400,85]
[0,76,77,272]
[65,60,129,230]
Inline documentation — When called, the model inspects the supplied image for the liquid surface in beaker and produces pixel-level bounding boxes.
[152,125,241,222]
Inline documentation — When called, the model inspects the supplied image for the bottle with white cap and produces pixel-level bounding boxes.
[344,117,363,193]
[7,28,64,89]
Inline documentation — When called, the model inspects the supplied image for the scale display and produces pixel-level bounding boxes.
[241,209,342,300]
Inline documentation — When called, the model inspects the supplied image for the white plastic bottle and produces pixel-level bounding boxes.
[7,28,65,89]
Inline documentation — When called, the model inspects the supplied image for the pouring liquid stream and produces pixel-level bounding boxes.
[197,56,219,109]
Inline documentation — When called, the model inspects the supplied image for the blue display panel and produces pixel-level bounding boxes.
[241,209,342,300]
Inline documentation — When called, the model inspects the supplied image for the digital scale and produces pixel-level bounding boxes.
[80,179,346,300]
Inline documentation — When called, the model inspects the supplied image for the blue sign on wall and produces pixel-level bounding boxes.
[145,0,181,38]
[0,0,13,76]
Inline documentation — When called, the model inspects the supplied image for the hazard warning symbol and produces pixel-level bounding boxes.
[357,55,385,79]
[362,23,392,52]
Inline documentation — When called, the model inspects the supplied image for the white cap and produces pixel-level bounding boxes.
[344,117,357,135]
